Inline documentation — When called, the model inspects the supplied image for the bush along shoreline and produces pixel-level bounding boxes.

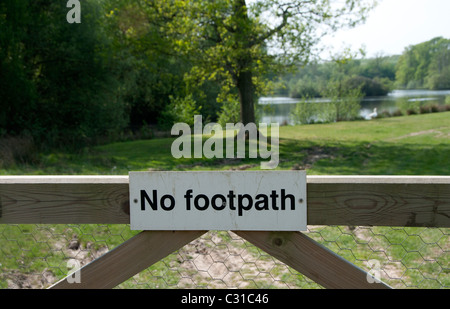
[291,96,450,125]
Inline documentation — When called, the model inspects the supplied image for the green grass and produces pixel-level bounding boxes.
[278,112,450,175]
[0,112,449,288]
[2,111,449,176]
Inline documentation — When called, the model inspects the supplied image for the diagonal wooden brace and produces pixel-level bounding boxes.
[49,230,206,289]
[235,231,392,289]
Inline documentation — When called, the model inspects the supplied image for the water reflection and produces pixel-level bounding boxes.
[258,89,450,125]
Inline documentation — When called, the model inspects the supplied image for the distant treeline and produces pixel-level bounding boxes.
[274,37,450,99]
[396,37,450,90]
[1,0,449,151]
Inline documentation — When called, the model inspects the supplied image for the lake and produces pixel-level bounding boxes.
[258,89,450,125]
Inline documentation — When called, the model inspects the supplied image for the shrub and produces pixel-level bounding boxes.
[291,99,317,125]
[379,110,392,118]
[158,95,202,129]
[289,78,322,98]
[343,75,391,96]
[430,105,440,113]
[392,110,403,117]
[407,109,418,115]
[0,135,38,168]
[420,105,432,114]
[217,96,241,127]
[291,99,337,125]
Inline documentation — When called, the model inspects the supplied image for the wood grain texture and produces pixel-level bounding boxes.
[307,176,450,227]
[236,230,391,289]
[50,230,206,289]
[1,175,449,227]
[0,176,129,224]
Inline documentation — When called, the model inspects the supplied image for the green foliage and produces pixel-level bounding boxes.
[291,79,364,125]
[0,1,127,148]
[291,99,315,125]
[275,55,397,99]
[291,99,336,125]
[396,37,450,90]
[159,95,202,129]
[289,78,323,98]
[426,66,450,90]
[343,75,392,96]
[327,85,364,122]
[217,96,241,126]
[162,0,376,124]
[103,0,193,130]
[3,0,449,157]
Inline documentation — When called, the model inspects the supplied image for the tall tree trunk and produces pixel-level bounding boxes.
[235,67,264,141]
[232,0,256,127]
[237,69,255,125]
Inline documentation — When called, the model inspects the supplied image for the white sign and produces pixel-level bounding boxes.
[129,171,307,231]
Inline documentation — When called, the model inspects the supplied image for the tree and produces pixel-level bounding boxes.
[425,37,450,90]
[395,37,450,90]
[104,0,223,129]
[0,1,127,147]
[164,0,376,127]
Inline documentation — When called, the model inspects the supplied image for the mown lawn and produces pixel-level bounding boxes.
[278,112,450,175]
[2,111,449,176]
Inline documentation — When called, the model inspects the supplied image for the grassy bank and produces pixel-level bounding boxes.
[279,111,450,175]
[1,112,449,289]
[2,111,449,175]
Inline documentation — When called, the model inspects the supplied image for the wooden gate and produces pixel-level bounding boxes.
[1,175,449,289]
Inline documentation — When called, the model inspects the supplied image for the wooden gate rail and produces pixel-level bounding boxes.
[1,175,448,227]
[1,175,449,289]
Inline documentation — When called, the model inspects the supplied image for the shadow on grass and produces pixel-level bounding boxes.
[278,137,450,175]
[4,132,449,176]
